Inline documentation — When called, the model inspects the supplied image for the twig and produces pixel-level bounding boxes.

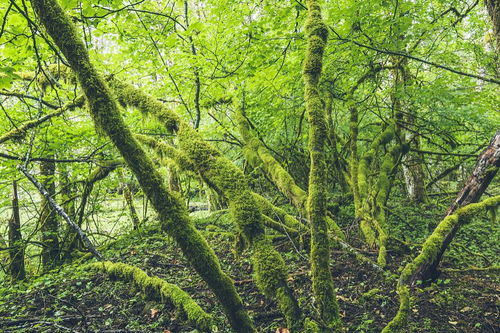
[18,164,103,260]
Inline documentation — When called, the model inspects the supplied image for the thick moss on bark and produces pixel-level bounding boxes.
[113,80,301,329]
[382,195,500,332]
[303,0,341,328]
[237,110,307,211]
[135,134,195,173]
[31,1,254,331]
[0,96,84,145]
[355,124,401,266]
[237,109,345,240]
[91,261,213,331]
[177,125,301,329]
[251,192,305,231]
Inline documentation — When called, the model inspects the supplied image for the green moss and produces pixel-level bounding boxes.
[383,195,500,332]
[381,285,410,333]
[32,1,254,331]
[252,238,301,330]
[111,74,300,329]
[360,218,377,246]
[251,192,305,232]
[302,0,341,329]
[0,96,84,145]
[135,134,195,172]
[237,109,308,212]
[90,261,213,331]
[109,78,180,133]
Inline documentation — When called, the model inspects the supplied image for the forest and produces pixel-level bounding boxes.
[0,0,499,332]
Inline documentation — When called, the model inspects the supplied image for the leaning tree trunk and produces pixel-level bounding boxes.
[39,155,60,272]
[111,81,301,329]
[382,195,500,333]
[8,180,26,281]
[413,130,500,282]
[30,1,254,331]
[303,0,341,329]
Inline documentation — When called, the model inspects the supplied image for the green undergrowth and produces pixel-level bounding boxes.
[0,208,498,332]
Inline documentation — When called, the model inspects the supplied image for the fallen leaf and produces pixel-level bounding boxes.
[275,328,289,333]
[460,306,472,312]
[151,308,160,318]
[449,321,458,325]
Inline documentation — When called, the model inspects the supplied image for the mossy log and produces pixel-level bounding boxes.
[91,261,213,331]
[31,1,254,331]
[381,195,500,332]
[303,0,341,328]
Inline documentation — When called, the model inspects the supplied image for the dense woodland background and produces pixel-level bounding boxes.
[0,0,499,332]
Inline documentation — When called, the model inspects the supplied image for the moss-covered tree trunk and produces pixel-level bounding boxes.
[237,108,308,213]
[236,96,344,239]
[414,130,500,281]
[303,0,341,328]
[111,80,301,329]
[382,195,500,332]
[40,156,60,272]
[8,180,26,281]
[30,1,254,331]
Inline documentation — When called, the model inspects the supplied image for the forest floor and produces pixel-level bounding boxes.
[0,209,498,333]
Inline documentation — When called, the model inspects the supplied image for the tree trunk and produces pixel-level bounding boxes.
[485,0,500,52]
[303,0,341,329]
[40,156,60,272]
[414,130,500,281]
[112,79,301,330]
[8,180,26,281]
[30,1,254,330]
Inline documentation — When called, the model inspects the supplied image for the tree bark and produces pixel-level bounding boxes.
[29,1,254,331]
[112,79,301,330]
[118,168,141,230]
[303,0,341,328]
[8,180,26,281]
[414,130,500,281]
[486,0,500,52]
